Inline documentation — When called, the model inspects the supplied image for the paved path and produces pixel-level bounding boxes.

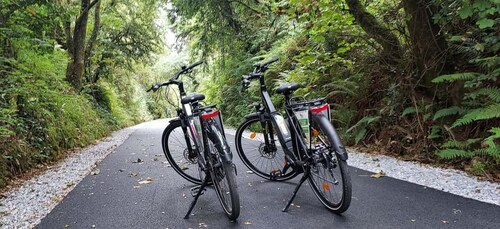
[36,120,500,228]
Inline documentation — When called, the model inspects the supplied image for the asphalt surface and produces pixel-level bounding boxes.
[37,120,500,229]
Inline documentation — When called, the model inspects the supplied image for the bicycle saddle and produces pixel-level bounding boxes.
[181,93,205,104]
[276,83,300,94]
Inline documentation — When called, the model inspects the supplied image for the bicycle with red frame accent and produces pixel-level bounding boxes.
[147,61,240,220]
[235,58,351,213]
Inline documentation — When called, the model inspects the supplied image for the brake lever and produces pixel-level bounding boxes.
[147,83,160,92]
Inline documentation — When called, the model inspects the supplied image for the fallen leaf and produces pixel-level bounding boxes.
[244,221,252,225]
[199,223,207,228]
[247,182,253,187]
[370,170,385,178]
[138,177,153,184]
[90,168,100,175]
[64,225,70,228]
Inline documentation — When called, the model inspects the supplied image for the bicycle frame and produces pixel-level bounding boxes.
[250,71,348,169]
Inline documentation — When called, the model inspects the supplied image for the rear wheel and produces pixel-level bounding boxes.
[235,115,298,181]
[207,123,240,220]
[307,116,351,213]
[162,121,205,185]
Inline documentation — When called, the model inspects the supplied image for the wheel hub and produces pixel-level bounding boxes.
[183,148,198,164]
[258,143,277,159]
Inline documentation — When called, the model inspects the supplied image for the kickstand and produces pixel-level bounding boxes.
[282,167,310,212]
[184,175,210,219]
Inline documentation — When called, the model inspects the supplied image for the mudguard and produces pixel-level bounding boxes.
[310,113,349,161]
[206,120,233,162]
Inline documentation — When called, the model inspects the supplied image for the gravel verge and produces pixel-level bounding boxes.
[0,123,498,229]
[346,149,499,206]
[0,125,139,229]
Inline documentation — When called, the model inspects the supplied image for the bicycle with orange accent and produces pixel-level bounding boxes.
[235,58,351,213]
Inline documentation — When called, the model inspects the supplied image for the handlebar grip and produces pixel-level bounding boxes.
[147,84,161,92]
[187,60,203,70]
[242,78,250,88]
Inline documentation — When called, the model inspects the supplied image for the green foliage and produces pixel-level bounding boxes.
[346,116,381,144]
[433,106,465,120]
[0,0,160,187]
[436,149,474,159]
[431,72,479,83]
[452,103,500,127]
[401,107,417,117]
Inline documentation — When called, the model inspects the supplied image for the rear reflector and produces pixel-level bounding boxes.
[311,103,328,113]
[201,110,220,120]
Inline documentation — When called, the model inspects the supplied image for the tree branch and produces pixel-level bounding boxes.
[1,0,39,25]
[229,0,261,14]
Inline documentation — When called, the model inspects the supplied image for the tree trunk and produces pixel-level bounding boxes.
[85,0,101,83]
[345,0,402,65]
[402,0,451,97]
[65,0,99,91]
[218,0,241,32]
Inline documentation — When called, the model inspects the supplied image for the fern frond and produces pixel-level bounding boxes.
[471,87,500,102]
[346,115,381,133]
[472,56,500,68]
[441,139,481,149]
[436,149,474,159]
[401,107,417,117]
[452,103,500,127]
[354,128,367,144]
[432,72,480,83]
[475,145,500,158]
[433,106,464,120]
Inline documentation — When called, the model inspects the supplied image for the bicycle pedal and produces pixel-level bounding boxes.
[190,186,206,197]
[269,169,282,180]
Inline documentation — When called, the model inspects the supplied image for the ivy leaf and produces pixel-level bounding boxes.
[476,18,495,29]
[458,5,473,19]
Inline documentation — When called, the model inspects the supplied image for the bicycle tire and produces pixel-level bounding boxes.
[235,115,298,181]
[162,120,206,185]
[207,123,240,220]
[307,115,352,213]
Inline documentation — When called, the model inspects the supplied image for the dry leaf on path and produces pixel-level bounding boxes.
[90,168,100,175]
[138,177,153,184]
[370,170,385,178]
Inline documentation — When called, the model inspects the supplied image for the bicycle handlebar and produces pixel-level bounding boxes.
[146,60,203,92]
[174,60,203,80]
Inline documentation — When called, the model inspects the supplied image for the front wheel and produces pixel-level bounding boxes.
[207,123,240,220]
[162,120,204,185]
[307,115,352,214]
[235,115,298,181]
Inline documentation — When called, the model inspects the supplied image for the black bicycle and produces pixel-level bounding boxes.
[235,58,352,213]
[147,61,240,220]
